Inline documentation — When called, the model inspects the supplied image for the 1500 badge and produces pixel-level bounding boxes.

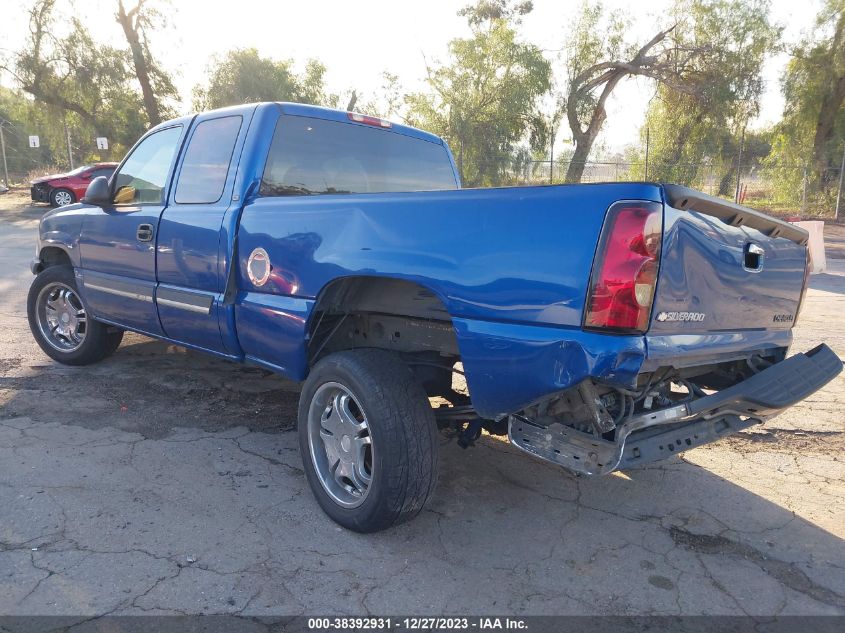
[773,314,794,323]
[656,311,706,323]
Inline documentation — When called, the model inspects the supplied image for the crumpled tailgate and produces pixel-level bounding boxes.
[652,186,808,333]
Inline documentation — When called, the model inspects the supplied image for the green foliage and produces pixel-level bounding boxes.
[192,49,337,111]
[0,0,840,209]
[765,0,844,207]
[0,86,145,179]
[564,2,629,131]
[631,0,780,193]
[404,1,551,186]
[0,1,153,173]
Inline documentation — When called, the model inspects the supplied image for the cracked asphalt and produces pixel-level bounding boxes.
[0,199,843,617]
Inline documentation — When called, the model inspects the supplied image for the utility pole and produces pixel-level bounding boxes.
[549,132,555,185]
[734,127,745,203]
[458,136,464,185]
[835,142,845,222]
[0,123,9,188]
[707,161,714,195]
[63,115,74,169]
[801,166,808,214]
[644,126,650,180]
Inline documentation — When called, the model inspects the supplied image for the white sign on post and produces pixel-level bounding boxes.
[28,135,40,148]
[96,137,108,150]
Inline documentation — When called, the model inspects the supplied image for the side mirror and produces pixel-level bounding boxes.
[82,176,111,206]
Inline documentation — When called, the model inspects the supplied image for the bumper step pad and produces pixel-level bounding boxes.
[686,343,842,418]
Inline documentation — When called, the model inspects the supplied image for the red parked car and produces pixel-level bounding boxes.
[30,163,118,207]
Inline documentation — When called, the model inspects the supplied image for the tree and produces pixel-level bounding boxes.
[768,0,844,199]
[561,1,711,183]
[404,0,551,186]
[116,0,178,126]
[4,1,127,123]
[192,49,336,111]
[1,0,150,166]
[636,0,779,194]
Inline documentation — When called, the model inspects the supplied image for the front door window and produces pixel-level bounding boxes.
[113,126,182,205]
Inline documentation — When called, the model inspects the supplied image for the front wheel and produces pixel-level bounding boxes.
[27,265,124,365]
[49,188,76,207]
[298,349,439,532]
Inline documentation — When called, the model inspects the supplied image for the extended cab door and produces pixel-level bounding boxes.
[155,108,253,353]
[78,122,188,335]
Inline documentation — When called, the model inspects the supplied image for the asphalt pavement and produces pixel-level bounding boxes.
[0,205,843,617]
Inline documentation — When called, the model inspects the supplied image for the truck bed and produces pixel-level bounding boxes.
[233,181,808,418]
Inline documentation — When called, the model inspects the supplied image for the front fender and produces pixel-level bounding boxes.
[34,204,86,272]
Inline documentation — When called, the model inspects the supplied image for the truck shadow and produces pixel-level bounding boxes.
[1,334,843,615]
[1,333,302,438]
[809,272,845,296]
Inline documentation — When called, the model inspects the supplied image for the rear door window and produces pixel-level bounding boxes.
[260,116,457,196]
[175,116,243,204]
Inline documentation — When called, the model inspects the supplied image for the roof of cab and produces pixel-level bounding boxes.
[275,102,445,146]
[147,102,446,147]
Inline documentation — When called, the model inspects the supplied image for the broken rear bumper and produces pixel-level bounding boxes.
[509,344,842,476]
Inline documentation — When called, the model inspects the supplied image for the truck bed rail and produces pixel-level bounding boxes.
[663,184,809,246]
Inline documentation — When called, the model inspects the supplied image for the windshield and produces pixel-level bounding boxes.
[65,165,93,176]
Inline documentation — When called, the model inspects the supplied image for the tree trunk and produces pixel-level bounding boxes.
[718,166,735,197]
[562,25,679,184]
[117,1,160,127]
[565,135,593,183]
[564,67,625,183]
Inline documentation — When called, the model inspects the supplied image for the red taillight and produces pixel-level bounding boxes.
[347,112,392,128]
[584,202,663,332]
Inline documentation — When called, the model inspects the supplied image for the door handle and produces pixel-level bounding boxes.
[136,224,154,242]
[743,242,764,271]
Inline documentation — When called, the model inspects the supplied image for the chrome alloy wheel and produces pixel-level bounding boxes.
[53,190,73,206]
[36,282,87,352]
[307,382,374,508]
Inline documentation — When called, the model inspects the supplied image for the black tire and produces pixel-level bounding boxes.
[298,349,439,532]
[49,188,76,207]
[27,265,124,366]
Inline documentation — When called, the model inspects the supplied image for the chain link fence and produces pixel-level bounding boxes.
[0,115,117,188]
[2,113,843,220]
[468,157,844,219]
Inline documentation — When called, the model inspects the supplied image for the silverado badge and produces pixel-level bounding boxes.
[656,311,706,323]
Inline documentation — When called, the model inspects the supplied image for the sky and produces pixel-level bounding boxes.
[0,0,822,154]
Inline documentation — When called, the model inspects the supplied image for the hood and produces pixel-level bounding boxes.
[31,173,71,185]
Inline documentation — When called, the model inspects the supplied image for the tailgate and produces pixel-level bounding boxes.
[651,186,808,333]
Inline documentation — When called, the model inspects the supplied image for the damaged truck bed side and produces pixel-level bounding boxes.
[27,102,842,532]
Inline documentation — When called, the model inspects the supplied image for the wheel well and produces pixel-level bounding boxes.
[307,277,462,396]
[37,247,72,272]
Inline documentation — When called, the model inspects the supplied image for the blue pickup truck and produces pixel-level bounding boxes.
[27,102,842,532]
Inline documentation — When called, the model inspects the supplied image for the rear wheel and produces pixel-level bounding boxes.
[298,349,439,532]
[49,188,75,207]
[27,266,123,365]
